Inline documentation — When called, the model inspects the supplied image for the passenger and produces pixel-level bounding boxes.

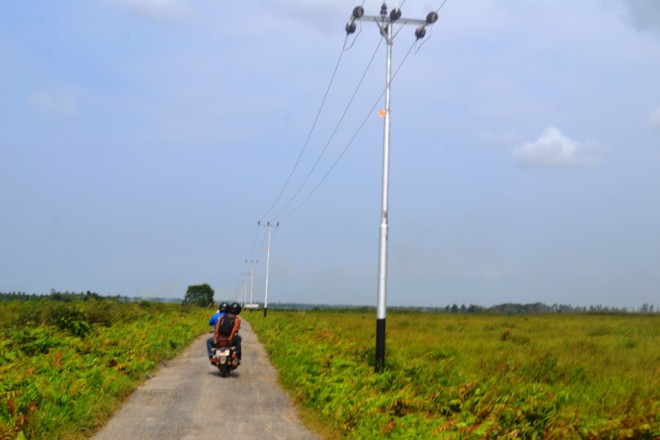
[207,302,228,363]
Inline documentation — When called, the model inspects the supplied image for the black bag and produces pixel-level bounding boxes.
[217,315,235,337]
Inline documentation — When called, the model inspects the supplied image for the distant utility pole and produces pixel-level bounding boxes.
[240,272,249,306]
[346,3,438,372]
[259,221,279,317]
[246,258,258,309]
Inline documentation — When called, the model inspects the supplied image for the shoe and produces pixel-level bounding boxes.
[210,356,217,365]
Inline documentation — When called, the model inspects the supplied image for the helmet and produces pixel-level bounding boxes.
[219,302,229,313]
[229,302,242,315]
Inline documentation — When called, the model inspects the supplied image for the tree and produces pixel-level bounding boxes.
[182,283,214,307]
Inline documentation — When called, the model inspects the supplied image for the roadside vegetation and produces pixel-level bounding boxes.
[250,310,659,439]
[0,294,210,439]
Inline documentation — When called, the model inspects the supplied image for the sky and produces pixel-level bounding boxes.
[1,0,659,310]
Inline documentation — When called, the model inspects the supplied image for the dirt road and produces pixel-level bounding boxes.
[93,320,319,440]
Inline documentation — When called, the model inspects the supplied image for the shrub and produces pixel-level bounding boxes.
[48,304,92,337]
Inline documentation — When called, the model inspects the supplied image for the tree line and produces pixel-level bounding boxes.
[269,301,657,314]
[434,302,656,314]
[0,290,178,304]
[1,292,656,314]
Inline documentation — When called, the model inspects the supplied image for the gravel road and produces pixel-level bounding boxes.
[93,319,320,440]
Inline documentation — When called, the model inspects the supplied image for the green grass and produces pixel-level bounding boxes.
[250,311,660,439]
[0,299,211,439]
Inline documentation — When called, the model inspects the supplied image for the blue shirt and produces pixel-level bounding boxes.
[209,312,224,327]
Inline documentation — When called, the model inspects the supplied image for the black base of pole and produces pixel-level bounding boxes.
[263,307,268,318]
[375,318,386,372]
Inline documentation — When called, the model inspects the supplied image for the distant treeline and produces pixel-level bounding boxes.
[0,291,181,304]
[267,301,657,314]
[1,292,655,314]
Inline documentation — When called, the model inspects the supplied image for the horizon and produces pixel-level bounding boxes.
[1,290,656,313]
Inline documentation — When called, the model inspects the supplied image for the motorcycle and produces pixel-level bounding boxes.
[213,337,239,377]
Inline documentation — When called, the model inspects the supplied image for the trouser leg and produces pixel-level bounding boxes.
[206,337,214,358]
[233,335,242,359]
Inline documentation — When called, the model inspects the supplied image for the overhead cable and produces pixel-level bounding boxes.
[280,38,420,222]
[272,37,384,221]
[258,35,350,223]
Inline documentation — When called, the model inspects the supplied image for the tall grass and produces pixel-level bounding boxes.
[250,311,659,439]
[0,299,211,439]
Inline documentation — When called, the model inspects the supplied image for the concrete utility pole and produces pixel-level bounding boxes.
[346,3,438,372]
[259,221,279,317]
[247,259,258,309]
[241,272,248,306]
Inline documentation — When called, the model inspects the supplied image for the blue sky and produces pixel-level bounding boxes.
[1,0,659,309]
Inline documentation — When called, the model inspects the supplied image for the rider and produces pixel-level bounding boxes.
[207,302,228,363]
[209,301,228,327]
[213,302,242,362]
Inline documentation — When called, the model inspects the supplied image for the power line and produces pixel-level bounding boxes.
[436,0,449,13]
[260,3,428,225]
[258,35,350,223]
[280,37,421,223]
[272,37,385,221]
[277,4,444,222]
[245,222,261,262]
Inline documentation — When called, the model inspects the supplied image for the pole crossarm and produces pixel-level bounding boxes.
[346,5,439,41]
[357,15,428,42]
[358,16,427,26]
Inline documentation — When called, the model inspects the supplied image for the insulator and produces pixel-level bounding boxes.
[415,26,427,39]
[426,11,439,24]
[346,21,357,34]
[352,6,364,19]
[380,3,387,18]
[390,9,402,22]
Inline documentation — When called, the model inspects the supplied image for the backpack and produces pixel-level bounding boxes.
[217,315,236,337]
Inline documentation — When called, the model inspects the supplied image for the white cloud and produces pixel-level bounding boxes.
[107,0,192,24]
[649,106,660,133]
[27,90,78,115]
[513,127,602,167]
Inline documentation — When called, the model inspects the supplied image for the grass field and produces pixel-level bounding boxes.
[2,299,657,439]
[249,310,659,439]
[0,298,210,439]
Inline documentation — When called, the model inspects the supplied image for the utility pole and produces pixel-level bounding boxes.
[246,258,258,310]
[240,272,249,307]
[259,221,279,317]
[346,3,438,372]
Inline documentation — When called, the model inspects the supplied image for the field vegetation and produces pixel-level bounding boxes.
[0,295,210,439]
[250,310,659,439]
